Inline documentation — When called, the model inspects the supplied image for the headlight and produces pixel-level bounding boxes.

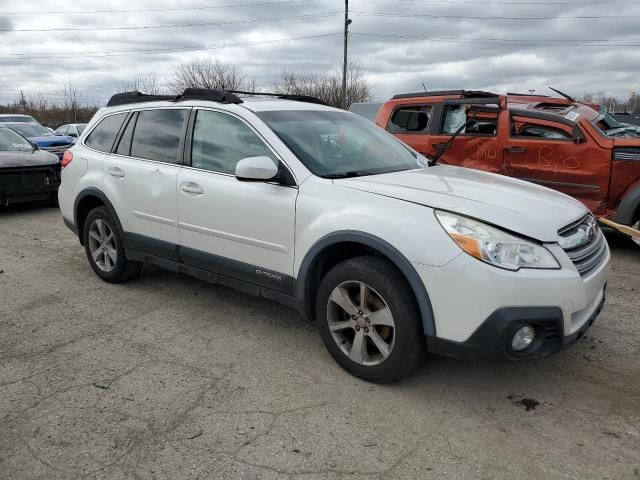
[435,210,559,271]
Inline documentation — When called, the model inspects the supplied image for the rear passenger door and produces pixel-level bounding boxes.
[428,99,504,174]
[176,108,297,294]
[102,108,188,258]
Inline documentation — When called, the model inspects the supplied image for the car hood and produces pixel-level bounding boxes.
[333,165,588,242]
[28,136,74,146]
[0,149,60,168]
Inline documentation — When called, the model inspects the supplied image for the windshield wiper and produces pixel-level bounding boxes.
[428,119,473,167]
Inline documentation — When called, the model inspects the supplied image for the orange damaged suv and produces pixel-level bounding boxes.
[364,90,640,234]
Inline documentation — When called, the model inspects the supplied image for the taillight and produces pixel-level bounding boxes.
[61,150,73,169]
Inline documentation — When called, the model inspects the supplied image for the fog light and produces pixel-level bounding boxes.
[512,325,535,351]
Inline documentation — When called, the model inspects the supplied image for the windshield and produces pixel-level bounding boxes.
[77,124,87,134]
[591,112,640,138]
[0,128,33,152]
[7,123,52,137]
[256,110,423,178]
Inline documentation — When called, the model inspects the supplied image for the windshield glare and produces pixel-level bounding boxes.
[0,128,33,152]
[8,123,52,137]
[256,110,422,177]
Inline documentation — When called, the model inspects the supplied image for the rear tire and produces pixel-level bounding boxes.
[82,206,141,283]
[315,256,425,383]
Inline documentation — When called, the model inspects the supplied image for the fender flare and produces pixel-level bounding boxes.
[295,230,436,337]
[73,188,126,247]
[614,181,640,225]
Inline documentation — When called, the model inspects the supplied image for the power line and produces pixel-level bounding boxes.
[0,12,341,33]
[0,0,314,16]
[352,32,640,47]
[0,33,342,61]
[398,0,639,4]
[352,11,639,20]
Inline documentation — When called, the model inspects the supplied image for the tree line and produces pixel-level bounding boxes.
[2,56,636,128]
[0,58,371,127]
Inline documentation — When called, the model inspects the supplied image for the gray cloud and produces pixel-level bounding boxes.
[0,0,638,105]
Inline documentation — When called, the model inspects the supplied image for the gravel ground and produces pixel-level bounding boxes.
[1,205,639,480]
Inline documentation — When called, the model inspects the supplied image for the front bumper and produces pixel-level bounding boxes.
[426,292,605,362]
[0,183,59,205]
[414,238,610,362]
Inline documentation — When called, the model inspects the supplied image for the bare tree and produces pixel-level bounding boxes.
[167,58,252,93]
[118,73,164,95]
[274,61,371,109]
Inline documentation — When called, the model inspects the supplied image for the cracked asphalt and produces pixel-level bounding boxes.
[1,205,639,480]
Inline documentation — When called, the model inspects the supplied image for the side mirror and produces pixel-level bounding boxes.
[235,156,278,182]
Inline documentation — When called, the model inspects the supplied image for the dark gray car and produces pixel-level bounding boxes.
[0,126,61,206]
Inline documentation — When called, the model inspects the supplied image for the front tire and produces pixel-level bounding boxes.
[315,256,425,383]
[82,206,141,283]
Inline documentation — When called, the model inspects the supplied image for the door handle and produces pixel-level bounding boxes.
[180,182,204,195]
[107,167,125,178]
[505,146,527,154]
[432,143,448,149]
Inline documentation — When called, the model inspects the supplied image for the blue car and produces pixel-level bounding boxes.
[3,122,74,160]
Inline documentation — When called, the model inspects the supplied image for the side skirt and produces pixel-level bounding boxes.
[124,249,299,312]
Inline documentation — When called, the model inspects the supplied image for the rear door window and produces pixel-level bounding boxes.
[387,105,431,133]
[130,109,187,164]
[85,113,127,153]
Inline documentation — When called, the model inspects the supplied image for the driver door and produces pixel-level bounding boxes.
[176,108,298,294]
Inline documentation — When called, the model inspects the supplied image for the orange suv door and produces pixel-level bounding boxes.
[505,113,610,213]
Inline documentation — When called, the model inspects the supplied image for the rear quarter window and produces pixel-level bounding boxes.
[85,113,127,153]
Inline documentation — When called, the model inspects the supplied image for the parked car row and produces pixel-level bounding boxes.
[56,88,610,383]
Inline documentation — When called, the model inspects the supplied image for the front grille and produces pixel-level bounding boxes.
[559,214,607,277]
[0,165,60,188]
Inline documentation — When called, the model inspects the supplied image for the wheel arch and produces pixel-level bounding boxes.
[74,188,125,246]
[614,180,640,225]
[295,231,436,337]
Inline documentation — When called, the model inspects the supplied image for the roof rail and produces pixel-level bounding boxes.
[106,89,244,107]
[228,90,329,106]
[391,90,497,100]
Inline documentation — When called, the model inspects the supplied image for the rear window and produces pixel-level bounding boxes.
[130,109,187,164]
[85,113,127,153]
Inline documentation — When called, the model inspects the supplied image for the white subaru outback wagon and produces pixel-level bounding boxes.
[59,88,610,383]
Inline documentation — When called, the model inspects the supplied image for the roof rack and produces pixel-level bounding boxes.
[391,90,497,100]
[228,90,329,106]
[106,89,244,107]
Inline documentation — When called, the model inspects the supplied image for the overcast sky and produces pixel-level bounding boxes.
[0,0,639,106]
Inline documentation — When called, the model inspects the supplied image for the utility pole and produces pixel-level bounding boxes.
[19,90,27,113]
[341,0,352,110]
